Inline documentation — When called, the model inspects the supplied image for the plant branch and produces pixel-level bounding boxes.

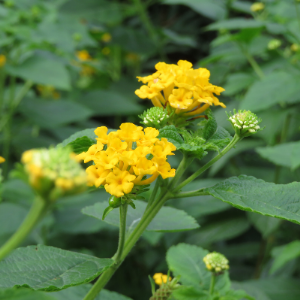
[170,189,209,199]
[0,196,49,261]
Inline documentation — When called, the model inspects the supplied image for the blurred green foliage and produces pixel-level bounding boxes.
[2,0,300,299]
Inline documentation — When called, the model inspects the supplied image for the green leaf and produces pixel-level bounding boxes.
[247,212,281,238]
[172,286,209,300]
[51,285,133,300]
[166,243,210,288]
[68,136,95,154]
[205,175,300,225]
[223,73,255,96]
[7,55,71,90]
[84,90,143,116]
[186,217,250,247]
[232,282,271,300]
[163,0,226,20]
[270,241,300,274]
[220,289,254,300]
[159,125,184,148]
[202,109,217,140]
[18,98,92,129]
[207,18,265,30]
[240,72,300,112]
[0,288,55,300]
[82,200,199,232]
[0,245,113,291]
[60,128,97,147]
[256,142,300,170]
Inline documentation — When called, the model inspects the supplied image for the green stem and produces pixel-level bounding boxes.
[0,196,49,261]
[239,44,265,79]
[131,0,157,42]
[145,177,160,212]
[174,135,241,192]
[170,189,209,199]
[83,190,171,300]
[209,273,216,295]
[114,204,128,263]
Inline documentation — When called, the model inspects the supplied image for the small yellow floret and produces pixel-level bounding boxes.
[0,55,6,67]
[153,273,171,285]
[251,2,265,12]
[76,50,92,61]
[291,44,300,52]
[0,156,5,164]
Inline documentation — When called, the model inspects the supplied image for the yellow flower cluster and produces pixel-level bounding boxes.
[76,50,95,76]
[78,123,176,197]
[135,60,225,117]
[21,147,88,199]
[153,273,172,285]
[0,156,5,164]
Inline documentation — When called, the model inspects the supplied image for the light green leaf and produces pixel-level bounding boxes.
[18,98,92,129]
[256,142,300,170]
[231,1,252,13]
[205,175,300,225]
[220,289,254,300]
[163,0,226,20]
[240,72,300,112]
[207,18,265,30]
[82,200,199,232]
[7,56,71,90]
[247,212,281,238]
[186,217,250,247]
[0,288,55,300]
[0,245,113,291]
[159,125,184,148]
[172,286,209,300]
[270,241,300,274]
[232,282,271,300]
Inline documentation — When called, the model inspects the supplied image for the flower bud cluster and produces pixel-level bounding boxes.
[139,107,169,128]
[150,273,180,300]
[21,147,88,201]
[203,252,229,273]
[228,109,262,137]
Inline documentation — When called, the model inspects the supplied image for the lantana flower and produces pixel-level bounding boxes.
[78,123,176,197]
[135,60,225,118]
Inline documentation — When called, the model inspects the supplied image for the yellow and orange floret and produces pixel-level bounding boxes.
[135,60,225,118]
[77,123,176,198]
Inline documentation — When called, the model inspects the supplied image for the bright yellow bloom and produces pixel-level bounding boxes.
[101,33,112,43]
[0,156,5,164]
[21,147,88,200]
[78,123,176,197]
[76,50,92,61]
[251,2,265,12]
[153,273,172,285]
[135,60,225,118]
[0,55,6,68]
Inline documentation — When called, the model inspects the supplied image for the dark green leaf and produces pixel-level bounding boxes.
[205,175,300,225]
[240,72,300,112]
[256,142,300,170]
[7,56,71,90]
[82,200,199,232]
[172,286,209,300]
[68,136,95,154]
[159,125,184,148]
[0,288,55,300]
[270,241,300,274]
[0,245,113,291]
[223,73,255,96]
[60,129,97,147]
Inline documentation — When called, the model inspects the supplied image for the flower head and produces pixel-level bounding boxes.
[21,147,88,201]
[78,123,176,198]
[0,156,5,164]
[268,39,281,50]
[228,109,262,138]
[251,2,265,12]
[139,107,170,128]
[76,50,92,61]
[135,60,225,120]
[203,252,229,273]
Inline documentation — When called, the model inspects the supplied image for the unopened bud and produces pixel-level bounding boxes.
[139,107,169,129]
[203,252,229,273]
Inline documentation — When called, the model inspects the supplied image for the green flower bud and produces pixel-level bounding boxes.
[227,109,262,138]
[139,107,169,129]
[109,196,121,208]
[268,39,282,50]
[203,252,229,273]
[150,273,180,300]
[21,146,88,201]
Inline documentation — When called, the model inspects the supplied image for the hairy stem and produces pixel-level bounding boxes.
[0,197,49,261]
[209,273,216,295]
